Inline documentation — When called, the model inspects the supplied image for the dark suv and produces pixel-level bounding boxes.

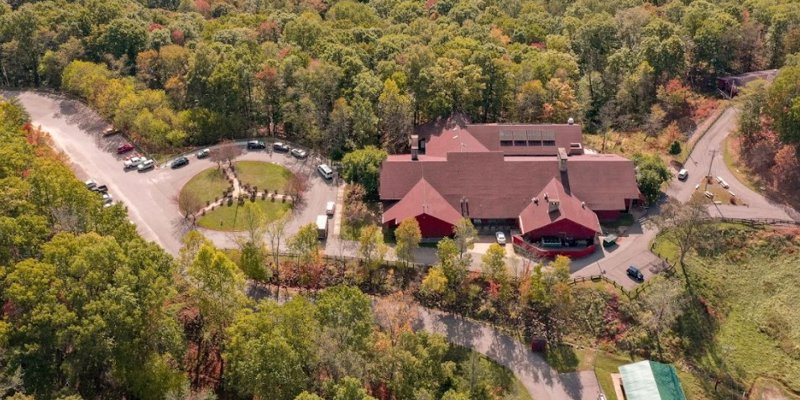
[171,156,189,169]
[247,140,266,150]
[626,266,644,282]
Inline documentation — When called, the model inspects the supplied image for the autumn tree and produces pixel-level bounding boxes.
[394,217,421,266]
[453,218,477,258]
[358,224,388,286]
[378,79,413,153]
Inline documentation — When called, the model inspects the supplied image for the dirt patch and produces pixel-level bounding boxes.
[750,378,800,400]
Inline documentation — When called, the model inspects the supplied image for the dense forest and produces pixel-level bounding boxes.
[1,0,799,156]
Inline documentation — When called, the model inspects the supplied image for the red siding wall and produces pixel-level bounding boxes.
[415,214,456,238]
[594,210,621,221]
[524,218,597,241]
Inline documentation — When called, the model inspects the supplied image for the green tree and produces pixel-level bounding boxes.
[481,243,508,285]
[633,153,671,204]
[394,218,421,266]
[288,223,321,266]
[97,18,148,64]
[340,146,388,200]
[332,376,376,400]
[225,297,320,400]
[2,233,184,399]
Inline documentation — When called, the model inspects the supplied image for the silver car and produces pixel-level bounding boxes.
[495,232,507,245]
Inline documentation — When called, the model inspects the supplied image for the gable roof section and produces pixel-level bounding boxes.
[382,178,462,226]
[518,178,601,236]
[619,361,687,400]
[565,154,641,210]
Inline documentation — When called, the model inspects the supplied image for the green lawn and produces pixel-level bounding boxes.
[181,167,231,206]
[594,351,637,400]
[197,199,291,231]
[234,161,293,193]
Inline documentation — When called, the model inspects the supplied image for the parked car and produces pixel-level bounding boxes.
[102,127,119,137]
[196,148,210,158]
[326,201,336,216]
[317,164,333,180]
[91,184,108,193]
[626,265,644,281]
[84,179,97,189]
[495,231,507,245]
[124,156,144,169]
[291,148,308,158]
[677,168,688,181]
[137,159,155,171]
[247,140,266,149]
[117,143,135,154]
[102,193,113,204]
[171,156,189,169]
[273,142,291,152]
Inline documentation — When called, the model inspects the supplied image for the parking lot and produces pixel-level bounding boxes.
[8,90,339,255]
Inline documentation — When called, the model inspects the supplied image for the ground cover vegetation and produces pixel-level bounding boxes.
[0,98,533,400]
[732,58,800,211]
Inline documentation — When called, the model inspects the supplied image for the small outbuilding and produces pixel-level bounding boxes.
[617,360,687,400]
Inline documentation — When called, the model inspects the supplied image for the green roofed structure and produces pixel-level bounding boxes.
[618,360,687,400]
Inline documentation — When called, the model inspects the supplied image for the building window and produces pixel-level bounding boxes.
[542,140,556,146]
[528,140,543,146]
[514,140,527,146]
[500,140,513,146]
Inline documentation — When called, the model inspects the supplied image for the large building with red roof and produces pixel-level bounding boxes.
[379,115,641,258]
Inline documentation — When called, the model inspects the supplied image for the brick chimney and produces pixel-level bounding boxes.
[557,147,568,172]
[410,134,419,161]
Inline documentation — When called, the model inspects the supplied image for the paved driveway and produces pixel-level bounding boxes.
[5,90,338,255]
[412,306,603,400]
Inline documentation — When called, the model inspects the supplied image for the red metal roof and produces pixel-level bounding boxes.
[518,178,601,236]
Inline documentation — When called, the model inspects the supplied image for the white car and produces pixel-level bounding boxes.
[326,201,336,215]
[102,193,113,204]
[84,179,97,189]
[124,156,144,169]
[495,231,507,245]
[137,159,155,171]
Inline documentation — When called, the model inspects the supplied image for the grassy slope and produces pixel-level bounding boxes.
[181,167,230,205]
[234,161,293,193]
[197,200,291,231]
[654,224,800,397]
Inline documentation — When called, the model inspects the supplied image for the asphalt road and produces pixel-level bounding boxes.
[5,90,338,255]
[572,105,798,288]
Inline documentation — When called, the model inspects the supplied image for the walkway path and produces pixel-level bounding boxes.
[411,306,602,400]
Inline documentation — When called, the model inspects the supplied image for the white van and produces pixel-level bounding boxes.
[677,169,688,181]
[317,164,333,180]
[316,215,328,240]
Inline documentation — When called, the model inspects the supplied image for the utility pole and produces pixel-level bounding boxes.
[705,150,716,190]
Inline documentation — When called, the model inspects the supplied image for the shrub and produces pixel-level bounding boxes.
[669,140,681,155]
